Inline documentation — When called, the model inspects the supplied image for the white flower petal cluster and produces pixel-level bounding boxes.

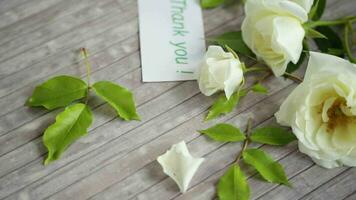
[198,45,244,99]
[276,52,356,168]
[242,0,314,76]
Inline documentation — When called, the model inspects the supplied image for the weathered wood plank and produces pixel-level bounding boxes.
[0,81,190,199]
[0,0,29,15]
[0,0,62,31]
[0,0,116,46]
[90,91,297,200]
[0,26,139,117]
[343,192,356,200]
[0,1,127,81]
[0,1,233,122]
[0,37,140,143]
[0,3,239,175]
[0,0,138,79]
[0,0,118,65]
[300,169,356,200]
[130,85,297,200]
[257,166,348,200]
[0,0,355,199]
[45,81,295,200]
[0,7,239,183]
[1,72,293,199]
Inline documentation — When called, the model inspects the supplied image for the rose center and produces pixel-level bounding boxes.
[326,99,356,133]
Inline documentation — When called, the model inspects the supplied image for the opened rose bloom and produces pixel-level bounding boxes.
[276,52,356,168]
[197,45,244,99]
[242,0,313,76]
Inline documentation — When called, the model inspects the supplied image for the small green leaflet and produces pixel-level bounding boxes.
[92,81,140,121]
[210,31,255,58]
[243,149,290,186]
[251,83,268,94]
[218,165,250,200]
[201,0,224,8]
[43,103,93,165]
[305,27,327,39]
[314,26,344,57]
[206,90,247,121]
[199,123,245,142]
[26,76,87,110]
[308,0,326,21]
[250,127,296,146]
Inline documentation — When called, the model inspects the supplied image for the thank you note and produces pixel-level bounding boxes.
[138,0,206,82]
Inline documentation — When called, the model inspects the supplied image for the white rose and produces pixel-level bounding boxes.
[276,52,356,168]
[242,0,313,76]
[292,0,314,12]
[198,45,244,99]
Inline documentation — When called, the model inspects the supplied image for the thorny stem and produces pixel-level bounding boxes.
[255,71,272,84]
[344,22,356,63]
[238,77,246,96]
[304,16,356,28]
[244,71,271,93]
[80,48,92,104]
[225,45,239,60]
[244,66,269,73]
[245,61,301,84]
[284,72,303,83]
[224,44,258,62]
[304,16,356,64]
[235,118,253,164]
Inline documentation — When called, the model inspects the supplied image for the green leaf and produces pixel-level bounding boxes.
[43,103,93,165]
[308,0,326,21]
[250,127,297,146]
[243,149,290,186]
[26,76,88,110]
[251,83,268,94]
[92,81,140,121]
[210,31,255,58]
[205,90,247,121]
[199,123,245,142]
[305,27,327,39]
[217,165,250,200]
[314,26,344,57]
[201,0,224,9]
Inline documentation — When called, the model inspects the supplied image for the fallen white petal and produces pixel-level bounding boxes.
[157,141,205,193]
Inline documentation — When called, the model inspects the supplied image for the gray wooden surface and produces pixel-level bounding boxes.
[0,0,355,199]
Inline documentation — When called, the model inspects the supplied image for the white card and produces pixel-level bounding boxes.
[138,0,206,82]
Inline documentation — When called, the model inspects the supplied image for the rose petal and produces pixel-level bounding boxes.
[291,0,314,12]
[272,16,305,64]
[305,52,356,81]
[157,141,205,193]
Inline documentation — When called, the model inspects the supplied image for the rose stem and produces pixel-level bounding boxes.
[235,118,254,164]
[80,48,92,104]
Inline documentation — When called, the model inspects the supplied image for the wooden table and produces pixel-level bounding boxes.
[0,0,355,199]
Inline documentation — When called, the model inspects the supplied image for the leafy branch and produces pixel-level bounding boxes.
[26,48,140,165]
[344,21,356,63]
[199,120,297,199]
[304,16,356,63]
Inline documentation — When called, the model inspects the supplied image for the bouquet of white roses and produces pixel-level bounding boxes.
[156,0,356,199]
